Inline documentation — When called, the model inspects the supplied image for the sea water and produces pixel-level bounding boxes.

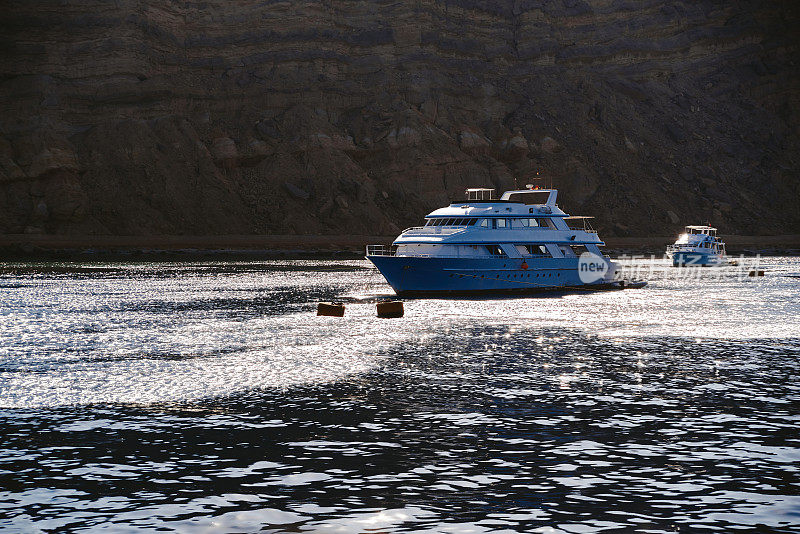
[1,258,798,532]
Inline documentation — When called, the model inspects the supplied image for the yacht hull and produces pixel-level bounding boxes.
[669,251,725,267]
[367,255,618,296]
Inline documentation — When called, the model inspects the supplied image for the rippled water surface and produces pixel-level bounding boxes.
[1,258,799,532]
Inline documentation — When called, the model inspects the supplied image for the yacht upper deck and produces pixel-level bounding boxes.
[434,188,564,218]
[394,187,603,246]
[676,226,721,242]
[684,225,718,236]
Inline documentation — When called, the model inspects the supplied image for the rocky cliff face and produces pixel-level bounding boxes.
[1,0,798,237]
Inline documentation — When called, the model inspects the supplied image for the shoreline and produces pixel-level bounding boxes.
[1,234,799,261]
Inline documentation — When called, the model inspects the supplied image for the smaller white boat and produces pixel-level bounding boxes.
[666,225,727,266]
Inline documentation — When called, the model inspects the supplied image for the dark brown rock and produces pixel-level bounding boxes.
[540,136,563,154]
[0,0,797,237]
[210,138,238,167]
[0,138,26,182]
[458,128,491,156]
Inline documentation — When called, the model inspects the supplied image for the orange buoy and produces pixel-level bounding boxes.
[521,261,529,270]
[377,301,404,318]
[317,302,345,317]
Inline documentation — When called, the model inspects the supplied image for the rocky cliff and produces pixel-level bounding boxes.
[1,0,798,237]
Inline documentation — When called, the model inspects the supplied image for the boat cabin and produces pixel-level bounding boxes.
[463,187,557,206]
[465,188,495,201]
[685,225,717,236]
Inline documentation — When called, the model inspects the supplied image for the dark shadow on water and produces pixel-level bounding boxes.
[121,286,339,317]
[1,326,798,532]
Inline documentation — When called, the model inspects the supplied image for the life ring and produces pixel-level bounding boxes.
[520,262,529,270]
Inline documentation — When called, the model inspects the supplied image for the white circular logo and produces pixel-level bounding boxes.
[578,252,609,283]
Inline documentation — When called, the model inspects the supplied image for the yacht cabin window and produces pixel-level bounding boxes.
[426,217,554,228]
[485,245,506,257]
[517,218,552,228]
[426,218,479,227]
[521,244,550,256]
[569,245,588,256]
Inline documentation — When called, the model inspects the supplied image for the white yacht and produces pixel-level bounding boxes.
[666,225,727,266]
[366,187,628,296]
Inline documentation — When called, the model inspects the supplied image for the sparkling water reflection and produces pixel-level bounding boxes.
[0,258,799,532]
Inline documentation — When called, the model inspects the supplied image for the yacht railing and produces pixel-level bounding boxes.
[366,246,554,260]
[666,244,724,253]
[401,226,466,235]
[368,252,510,259]
[666,245,688,254]
[567,219,599,234]
[366,244,396,256]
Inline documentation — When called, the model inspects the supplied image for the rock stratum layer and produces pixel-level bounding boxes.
[1,0,798,237]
